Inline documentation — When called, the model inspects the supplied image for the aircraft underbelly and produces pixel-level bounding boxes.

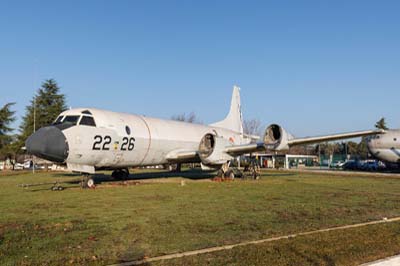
[370,148,400,163]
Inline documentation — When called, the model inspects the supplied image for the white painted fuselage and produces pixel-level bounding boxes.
[61,108,246,172]
[367,130,400,163]
[26,86,384,175]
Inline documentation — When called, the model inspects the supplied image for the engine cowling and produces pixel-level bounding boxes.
[263,124,294,151]
[199,133,233,166]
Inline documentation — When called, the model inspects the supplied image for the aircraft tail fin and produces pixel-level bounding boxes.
[210,86,244,134]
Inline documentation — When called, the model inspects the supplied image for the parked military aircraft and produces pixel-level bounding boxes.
[26,86,383,187]
[367,130,400,164]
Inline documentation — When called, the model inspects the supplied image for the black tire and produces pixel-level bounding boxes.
[225,170,235,180]
[111,170,121,179]
[216,169,224,177]
[81,177,95,189]
[112,169,129,180]
[121,169,129,180]
[253,171,260,180]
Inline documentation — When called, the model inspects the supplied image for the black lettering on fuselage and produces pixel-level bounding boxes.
[92,135,135,151]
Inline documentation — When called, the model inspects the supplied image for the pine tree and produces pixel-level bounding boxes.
[18,79,67,148]
[0,102,16,151]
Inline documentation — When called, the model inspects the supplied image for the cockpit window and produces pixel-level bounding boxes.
[62,115,80,125]
[80,116,96,127]
[53,116,64,125]
[82,110,92,115]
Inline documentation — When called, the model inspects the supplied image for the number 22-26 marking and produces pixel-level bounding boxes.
[92,135,135,151]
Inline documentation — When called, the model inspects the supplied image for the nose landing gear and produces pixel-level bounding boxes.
[81,174,95,189]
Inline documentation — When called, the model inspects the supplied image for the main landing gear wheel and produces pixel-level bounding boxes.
[216,169,224,177]
[111,169,129,180]
[168,163,182,172]
[81,175,95,189]
[225,170,235,180]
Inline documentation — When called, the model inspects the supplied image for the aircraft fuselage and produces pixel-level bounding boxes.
[367,130,400,163]
[26,108,246,173]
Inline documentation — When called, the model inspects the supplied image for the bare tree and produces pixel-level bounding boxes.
[171,112,201,124]
[243,119,262,136]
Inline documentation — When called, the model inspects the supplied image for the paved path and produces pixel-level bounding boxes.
[361,254,400,266]
[108,216,400,266]
[282,168,400,177]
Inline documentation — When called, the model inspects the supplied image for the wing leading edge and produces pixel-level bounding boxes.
[225,129,384,155]
[165,129,384,164]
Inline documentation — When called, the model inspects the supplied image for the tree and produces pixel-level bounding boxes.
[375,117,388,130]
[357,137,370,159]
[346,141,358,155]
[171,112,201,124]
[0,102,16,151]
[18,79,67,148]
[243,119,262,137]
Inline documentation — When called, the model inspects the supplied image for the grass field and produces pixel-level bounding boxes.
[1,169,400,265]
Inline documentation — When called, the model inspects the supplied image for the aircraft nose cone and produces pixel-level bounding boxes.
[26,126,69,163]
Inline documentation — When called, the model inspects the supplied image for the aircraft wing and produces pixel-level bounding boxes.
[225,128,385,156]
[284,129,384,147]
[165,127,384,166]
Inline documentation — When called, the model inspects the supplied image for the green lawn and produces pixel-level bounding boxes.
[1,169,400,265]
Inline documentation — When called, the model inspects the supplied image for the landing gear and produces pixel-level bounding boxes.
[243,159,260,180]
[111,169,129,180]
[176,163,181,172]
[168,163,182,172]
[51,184,64,191]
[215,162,241,180]
[225,169,235,179]
[81,174,95,189]
[216,169,224,177]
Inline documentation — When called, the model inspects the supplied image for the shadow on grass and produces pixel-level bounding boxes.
[260,173,296,177]
[94,169,216,183]
[24,169,215,192]
[37,169,296,191]
[53,168,215,180]
[53,169,296,183]
[131,169,215,180]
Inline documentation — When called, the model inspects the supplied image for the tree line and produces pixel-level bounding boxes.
[0,79,67,166]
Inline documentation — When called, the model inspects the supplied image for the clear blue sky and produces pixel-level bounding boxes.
[0,0,399,136]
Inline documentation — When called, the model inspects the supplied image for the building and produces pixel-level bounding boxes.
[246,153,319,169]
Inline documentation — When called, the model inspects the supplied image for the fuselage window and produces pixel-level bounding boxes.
[80,116,96,127]
[53,116,64,125]
[125,126,131,135]
[63,115,80,125]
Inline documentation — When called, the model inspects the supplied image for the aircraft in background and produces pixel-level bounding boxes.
[26,86,384,187]
[367,130,400,164]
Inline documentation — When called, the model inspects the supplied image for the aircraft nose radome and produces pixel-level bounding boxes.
[26,126,69,163]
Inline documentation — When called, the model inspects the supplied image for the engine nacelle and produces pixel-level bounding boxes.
[198,133,233,166]
[263,124,294,151]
